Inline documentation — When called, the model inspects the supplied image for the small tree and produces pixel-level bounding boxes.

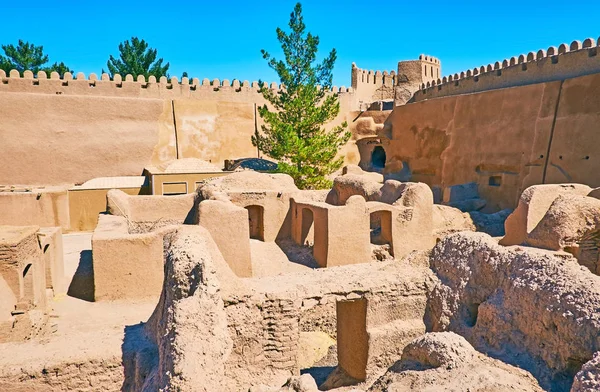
[253,3,350,189]
[0,40,72,77]
[104,37,169,80]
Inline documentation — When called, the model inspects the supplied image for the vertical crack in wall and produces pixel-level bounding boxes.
[542,80,565,184]
[172,100,180,159]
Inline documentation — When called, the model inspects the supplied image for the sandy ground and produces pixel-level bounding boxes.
[0,233,156,375]
[250,239,318,277]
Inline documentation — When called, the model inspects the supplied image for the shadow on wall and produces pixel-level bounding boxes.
[121,322,158,391]
[67,250,94,302]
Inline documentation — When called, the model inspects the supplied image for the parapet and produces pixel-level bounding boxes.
[414,37,600,102]
[0,70,352,99]
[351,63,397,89]
[418,54,441,64]
[351,63,399,108]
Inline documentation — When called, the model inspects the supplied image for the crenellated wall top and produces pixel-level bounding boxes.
[351,62,397,89]
[418,54,440,64]
[0,71,353,98]
[414,37,600,101]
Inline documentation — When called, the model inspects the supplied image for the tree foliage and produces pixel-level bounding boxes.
[104,37,169,80]
[253,2,350,189]
[0,40,73,77]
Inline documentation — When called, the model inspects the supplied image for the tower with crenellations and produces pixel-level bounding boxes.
[351,55,442,108]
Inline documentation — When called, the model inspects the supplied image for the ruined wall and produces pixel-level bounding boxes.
[224,260,430,389]
[382,70,600,210]
[0,71,354,186]
[427,232,600,391]
[413,38,600,102]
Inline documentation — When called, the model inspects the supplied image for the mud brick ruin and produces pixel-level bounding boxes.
[2,37,600,392]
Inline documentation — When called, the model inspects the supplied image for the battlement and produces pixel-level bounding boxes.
[351,63,397,89]
[418,54,440,65]
[413,37,600,102]
[0,70,353,100]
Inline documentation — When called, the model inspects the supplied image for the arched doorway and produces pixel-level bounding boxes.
[371,146,386,170]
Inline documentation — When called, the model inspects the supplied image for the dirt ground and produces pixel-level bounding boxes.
[250,239,318,277]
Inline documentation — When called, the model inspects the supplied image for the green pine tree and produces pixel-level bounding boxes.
[0,40,72,77]
[253,2,350,190]
[104,37,169,80]
[47,61,72,77]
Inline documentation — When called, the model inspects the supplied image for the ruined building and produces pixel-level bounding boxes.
[1,36,600,392]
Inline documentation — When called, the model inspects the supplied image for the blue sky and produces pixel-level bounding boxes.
[2,1,599,86]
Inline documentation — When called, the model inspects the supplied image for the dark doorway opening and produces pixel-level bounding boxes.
[371,146,386,169]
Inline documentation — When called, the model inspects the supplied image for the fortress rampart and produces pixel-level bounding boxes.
[381,69,600,211]
[0,69,364,186]
[413,37,600,102]
[0,70,353,99]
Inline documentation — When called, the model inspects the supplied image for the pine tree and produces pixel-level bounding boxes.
[47,61,72,77]
[0,40,72,77]
[104,37,169,80]
[253,3,350,190]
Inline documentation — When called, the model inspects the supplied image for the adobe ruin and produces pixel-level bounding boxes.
[1,36,600,392]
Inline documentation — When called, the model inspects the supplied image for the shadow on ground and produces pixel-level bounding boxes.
[276,239,320,268]
[301,366,336,387]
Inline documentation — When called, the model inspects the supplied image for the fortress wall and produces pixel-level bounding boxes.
[382,80,548,210]
[545,72,600,185]
[173,100,257,164]
[413,38,600,101]
[353,55,441,107]
[415,54,441,82]
[0,92,177,186]
[0,72,356,186]
[384,71,600,210]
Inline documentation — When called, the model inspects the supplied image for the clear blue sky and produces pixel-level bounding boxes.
[2,1,599,86]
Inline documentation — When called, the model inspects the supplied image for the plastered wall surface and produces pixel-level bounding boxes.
[173,99,257,164]
[383,82,553,210]
[545,73,600,185]
[68,187,147,232]
[0,92,176,185]
[0,188,70,229]
[383,71,600,210]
